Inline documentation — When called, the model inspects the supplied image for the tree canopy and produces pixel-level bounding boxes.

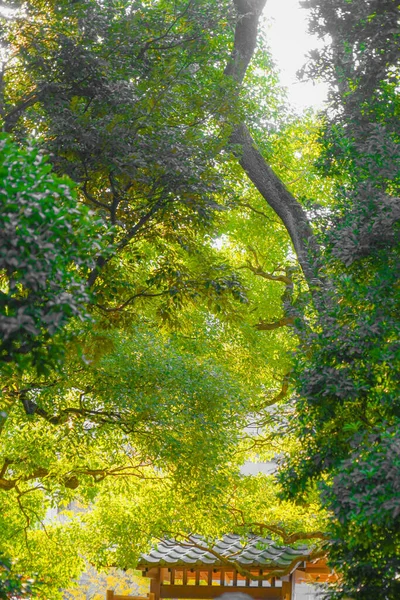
[0,0,399,598]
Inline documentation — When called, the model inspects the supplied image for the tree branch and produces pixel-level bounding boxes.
[96,289,169,313]
[87,198,166,287]
[236,201,280,223]
[225,1,325,304]
[254,316,294,331]
[240,248,293,286]
[0,460,156,492]
[136,0,195,60]
[224,1,268,84]
[231,124,321,292]
[260,375,290,408]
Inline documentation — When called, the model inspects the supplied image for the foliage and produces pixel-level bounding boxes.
[0,134,104,375]
[0,0,352,596]
[63,566,149,600]
[321,426,400,599]
[0,321,257,597]
[279,0,400,596]
[3,0,238,297]
[0,554,35,599]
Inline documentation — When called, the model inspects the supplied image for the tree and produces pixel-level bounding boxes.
[0,1,325,593]
[276,1,400,597]
[1,0,398,597]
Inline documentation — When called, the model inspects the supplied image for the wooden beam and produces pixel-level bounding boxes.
[282,574,293,600]
[142,568,160,579]
[160,585,282,599]
[106,594,155,600]
[299,566,332,574]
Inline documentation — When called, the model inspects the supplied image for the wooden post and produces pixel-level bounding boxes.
[150,570,161,600]
[106,591,114,600]
[282,574,293,600]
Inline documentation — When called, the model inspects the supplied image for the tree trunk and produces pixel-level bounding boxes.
[226,0,323,295]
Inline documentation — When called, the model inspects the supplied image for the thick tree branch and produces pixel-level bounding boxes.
[3,91,42,131]
[0,461,154,492]
[260,375,290,408]
[240,248,293,286]
[226,1,324,302]
[224,0,268,84]
[231,124,321,292]
[242,251,296,330]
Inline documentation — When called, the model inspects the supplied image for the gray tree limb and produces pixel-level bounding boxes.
[226,0,324,296]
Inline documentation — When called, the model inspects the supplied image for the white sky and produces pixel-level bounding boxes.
[263,0,329,111]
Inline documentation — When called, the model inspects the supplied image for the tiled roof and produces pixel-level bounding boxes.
[138,534,310,569]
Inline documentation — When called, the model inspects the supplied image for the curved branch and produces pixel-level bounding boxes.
[247,523,329,544]
[236,201,280,223]
[260,375,290,408]
[240,248,293,286]
[231,124,321,292]
[225,1,325,303]
[227,507,330,545]
[96,289,169,313]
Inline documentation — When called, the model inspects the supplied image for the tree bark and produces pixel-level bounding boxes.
[226,0,323,294]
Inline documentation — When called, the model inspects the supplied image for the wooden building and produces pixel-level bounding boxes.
[107,534,334,600]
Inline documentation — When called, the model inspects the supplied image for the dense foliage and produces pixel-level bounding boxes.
[0,0,398,598]
[279,1,400,597]
[0,135,103,374]
[0,1,313,596]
